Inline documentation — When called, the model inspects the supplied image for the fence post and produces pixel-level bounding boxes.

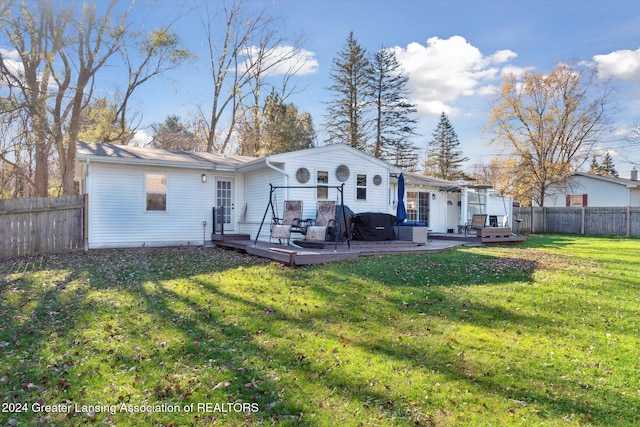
[581,207,585,235]
[531,208,535,233]
[627,206,631,237]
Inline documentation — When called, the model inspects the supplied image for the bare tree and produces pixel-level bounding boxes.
[115,26,194,142]
[0,1,191,196]
[197,0,307,154]
[629,121,640,144]
[487,62,611,206]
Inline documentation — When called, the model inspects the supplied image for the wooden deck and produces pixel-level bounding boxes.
[212,234,469,266]
[430,232,526,245]
[211,231,526,266]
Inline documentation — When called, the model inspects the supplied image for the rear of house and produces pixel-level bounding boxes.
[75,142,253,249]
[76,142,401,248]
[236,144,400,240]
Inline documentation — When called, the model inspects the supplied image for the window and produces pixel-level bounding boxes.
[406,191,429,224]
[146,173,167,211]
[466,187,487,221]
[356,174,367,200]
[317,170,328,199]
[566,194,587,207]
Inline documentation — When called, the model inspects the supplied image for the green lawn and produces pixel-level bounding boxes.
[1,235,639,426]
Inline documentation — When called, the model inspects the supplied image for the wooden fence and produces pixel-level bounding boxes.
[513,206,640,236]
[0,195,86,259]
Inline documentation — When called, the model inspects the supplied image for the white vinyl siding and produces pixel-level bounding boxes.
[86,162,214,248]
[544,176,634,207]
[271,146,393,220]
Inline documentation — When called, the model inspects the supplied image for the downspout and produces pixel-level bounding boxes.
[82,158,90,250]
[265,156,289,195]
[82,157,90,194]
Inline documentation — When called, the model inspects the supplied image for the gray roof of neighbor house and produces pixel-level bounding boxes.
[574,172,639,188]
[76,141,257,171]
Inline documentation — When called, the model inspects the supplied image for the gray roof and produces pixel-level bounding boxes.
[575,171,639,188]
[76,142,257,170]
[402,171,461,189]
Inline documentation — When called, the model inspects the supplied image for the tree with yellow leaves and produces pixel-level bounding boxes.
[487,63,611,206]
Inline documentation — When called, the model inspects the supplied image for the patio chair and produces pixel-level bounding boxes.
[304,200,337,242]
[469,214,488,236]
[460,214,488,236]
[271,200,305,245]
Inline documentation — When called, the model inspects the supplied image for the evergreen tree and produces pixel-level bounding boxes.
[325,32,373,150]
[601,152,618,177]
[237,90,315,156]
[259,90,316,156]
[370,47,419,170]
[588,156,601,174]
[424,112,470,180]
[589,151,618,177]
[151,115,204,151]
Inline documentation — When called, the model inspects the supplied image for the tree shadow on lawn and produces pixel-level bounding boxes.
[0,248,311,425]
[289,252,639,425]
[1,246,638,426]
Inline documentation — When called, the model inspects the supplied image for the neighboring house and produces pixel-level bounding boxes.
[542,169,640,207]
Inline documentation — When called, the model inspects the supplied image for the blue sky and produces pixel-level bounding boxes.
[18,0,640,176]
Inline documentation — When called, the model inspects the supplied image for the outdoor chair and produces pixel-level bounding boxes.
[271,200,305,245]
[461,214,488,236]
[304,200,337,242]
[469,214,488,236]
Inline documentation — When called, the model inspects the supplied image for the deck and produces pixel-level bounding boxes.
[210,233,512,266]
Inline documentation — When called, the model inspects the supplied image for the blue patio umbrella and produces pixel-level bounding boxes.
[395,173,407,224]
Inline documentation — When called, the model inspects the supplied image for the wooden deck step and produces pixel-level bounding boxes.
[211,233,251,242]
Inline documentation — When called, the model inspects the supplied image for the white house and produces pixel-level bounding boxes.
[543,170,640,207]
[75,142,255,248]
[402,173,514,233]
[75,142,515,249]
[234,144,400,240]
[75,142,401,248]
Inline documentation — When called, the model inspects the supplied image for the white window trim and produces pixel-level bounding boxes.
[356,173,367,200]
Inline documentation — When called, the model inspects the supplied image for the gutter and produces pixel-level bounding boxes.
[76,154,225,172]
[265,156,289,197]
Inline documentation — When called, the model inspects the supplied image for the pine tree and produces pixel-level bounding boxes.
[601,152,618,177]
[589,152,618,177]
[588,156,602,174]
[370,47,419,170]
[260,90,315,156]
[424,112,470,180]
[325,32,372,150]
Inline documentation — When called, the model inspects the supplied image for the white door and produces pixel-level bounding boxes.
[216,178,235,232]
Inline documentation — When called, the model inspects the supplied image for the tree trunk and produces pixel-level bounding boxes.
[34,140,49,197]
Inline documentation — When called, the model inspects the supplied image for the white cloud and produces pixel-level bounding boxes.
[131,130,153,147]
[593,47,640,81]
[500,65,534,78]
[0,48,20,60]
[0,48,24,85]
[392,36,517,116]
[240,45,319,76]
